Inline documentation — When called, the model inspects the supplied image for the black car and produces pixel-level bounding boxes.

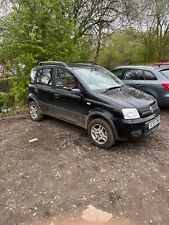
[28,61,160,149]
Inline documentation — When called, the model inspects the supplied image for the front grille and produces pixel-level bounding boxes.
[139,101,158,118]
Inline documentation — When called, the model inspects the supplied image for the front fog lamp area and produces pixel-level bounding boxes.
[122,108,140,120]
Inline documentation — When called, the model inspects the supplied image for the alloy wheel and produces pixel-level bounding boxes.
[91,123,108,145]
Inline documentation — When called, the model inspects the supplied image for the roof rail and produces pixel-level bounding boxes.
[38,61,67,67]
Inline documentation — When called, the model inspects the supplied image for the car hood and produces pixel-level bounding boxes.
[96,85,155,110]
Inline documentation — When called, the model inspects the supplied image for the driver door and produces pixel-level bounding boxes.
[51,67,90,127]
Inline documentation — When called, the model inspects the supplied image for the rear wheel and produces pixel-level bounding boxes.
[29,101,44,121]
[88,118,115,149]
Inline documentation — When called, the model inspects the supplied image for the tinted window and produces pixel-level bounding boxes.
[111,69,124,79]
[123,69,144,80]
[36,68,52,86]
[30,69,36,84]
[56,68,77,91]
[144,70,157,80]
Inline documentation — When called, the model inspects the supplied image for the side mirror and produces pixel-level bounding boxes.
[71,88,82,96]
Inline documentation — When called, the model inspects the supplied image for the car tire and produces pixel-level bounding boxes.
[88,118,115,149]
[29,101,44,121]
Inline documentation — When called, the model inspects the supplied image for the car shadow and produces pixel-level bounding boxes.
[41,115,158,155]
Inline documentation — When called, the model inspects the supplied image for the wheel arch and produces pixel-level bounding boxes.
[85,110,118,139]
[28,94,42,113]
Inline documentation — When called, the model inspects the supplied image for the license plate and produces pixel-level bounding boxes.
[148,116,160,129]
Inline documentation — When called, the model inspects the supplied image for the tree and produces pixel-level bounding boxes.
[0,0,90,109]
[0,0,91,70]
[98,28,145,68]
[71,0,133,62]
[134,0,169,62]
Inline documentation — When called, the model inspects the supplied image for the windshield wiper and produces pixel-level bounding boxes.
[103,85,122,93]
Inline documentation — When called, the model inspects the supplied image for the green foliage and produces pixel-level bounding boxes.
[0,0,90,113]
[0,91,12,113]
[0,0,88,66]
[0,79,10,92]
[0,76,28,114]
[98,28,146,68]
[9,75,29,107]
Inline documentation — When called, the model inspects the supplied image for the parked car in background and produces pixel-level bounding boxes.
[111,66,169,107]
[151,62,169,69]
[28,62,160,149]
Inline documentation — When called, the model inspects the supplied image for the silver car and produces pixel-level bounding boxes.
[111,66,169,107]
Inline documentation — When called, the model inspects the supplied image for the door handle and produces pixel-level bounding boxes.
[54,93,60,99]
[34,88,38,93]
[136,84,142,87]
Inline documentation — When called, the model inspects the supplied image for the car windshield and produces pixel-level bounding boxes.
[73,66,124,91]
[160,69,169,79]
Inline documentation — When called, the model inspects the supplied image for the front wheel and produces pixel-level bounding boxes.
[88,118,115,149]
[29,101,44,121]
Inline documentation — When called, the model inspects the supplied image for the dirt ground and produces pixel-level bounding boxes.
[0,110,169,225]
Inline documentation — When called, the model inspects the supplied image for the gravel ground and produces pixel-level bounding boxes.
[0,111,169,225]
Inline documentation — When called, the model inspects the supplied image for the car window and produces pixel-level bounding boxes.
[36,68,52,86]
[144,70,157,80]
[30,69,36,84]
[160,69,169,79]
[55,68,77,91]
[123,69,144,80]
[111,69,124,79]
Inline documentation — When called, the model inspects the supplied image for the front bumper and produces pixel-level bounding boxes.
[114,113,160,141]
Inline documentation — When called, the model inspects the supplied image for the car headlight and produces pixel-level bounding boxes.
[122,108,140,119]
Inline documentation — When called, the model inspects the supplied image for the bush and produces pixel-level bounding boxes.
[0,75,29,114]
[0,92,13,113]
[0,78,10,92]
[9,75,29,109]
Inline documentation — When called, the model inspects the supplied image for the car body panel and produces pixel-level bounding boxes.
[96,86,155,110]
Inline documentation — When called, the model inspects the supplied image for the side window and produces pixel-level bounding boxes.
[55,68,77,91]
[144,70,157,80]
[30,69,36,84]
[123,69,144,80]
[161,69,169,78]
[36,68,52,86]
[111,69,124,79]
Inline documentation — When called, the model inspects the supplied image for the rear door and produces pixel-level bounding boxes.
[143,69,167,101]
[143,70,158,96]
[122,68,146,92]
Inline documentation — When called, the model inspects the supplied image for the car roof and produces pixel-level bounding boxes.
[112,65,155,70]
[152,62,169,65]
[112,65,169,80]
[113,65,169,72]
[32,62,99,70]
